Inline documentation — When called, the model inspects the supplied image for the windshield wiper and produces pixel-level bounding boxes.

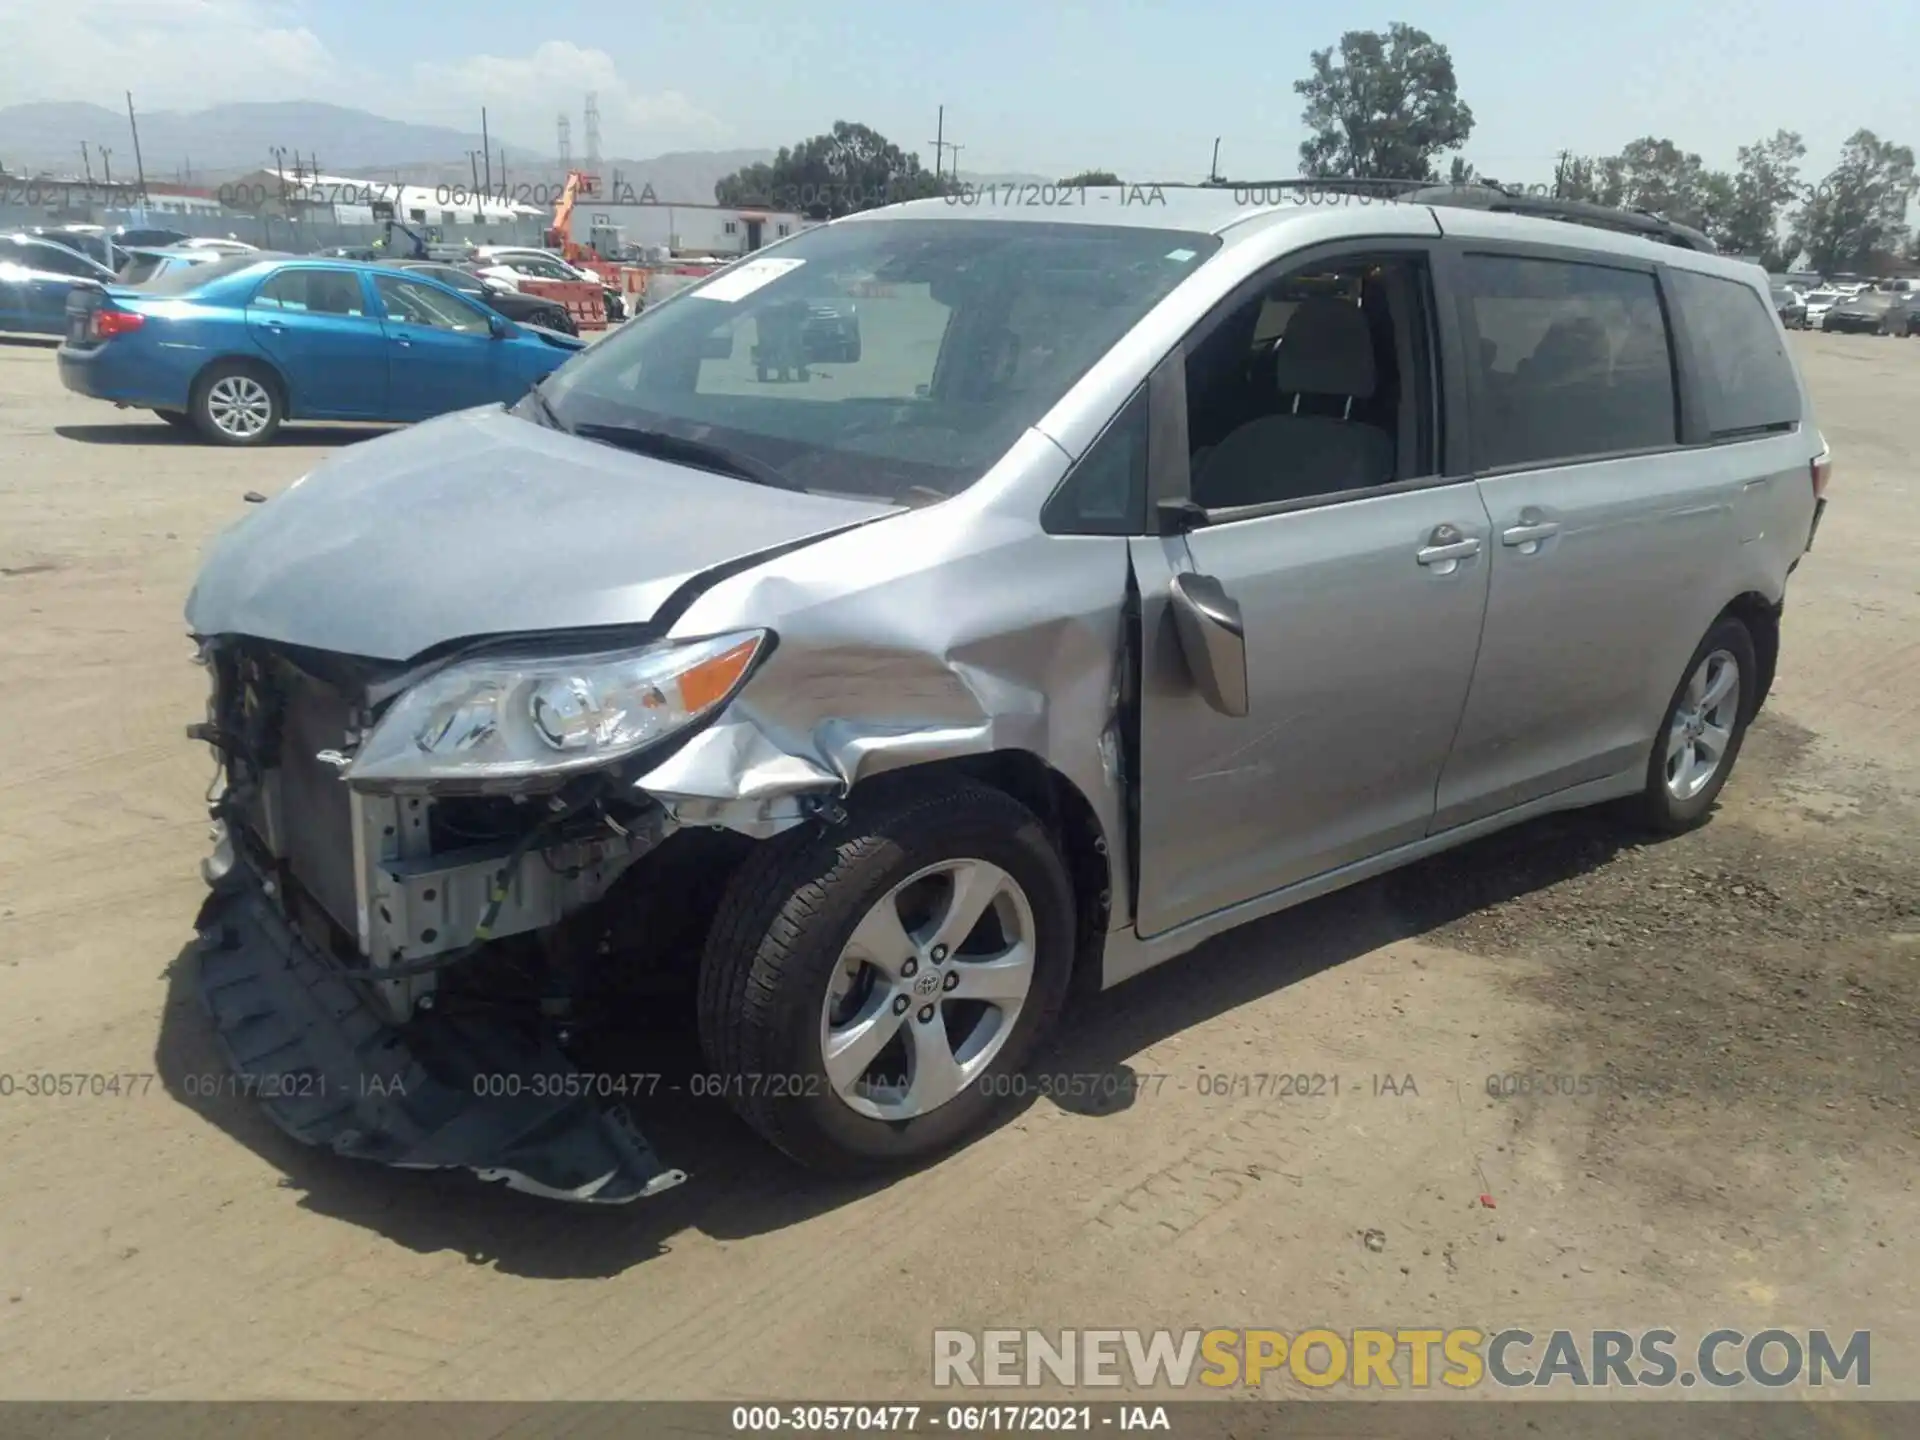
[567,422,805,491]
[524,381,565,431]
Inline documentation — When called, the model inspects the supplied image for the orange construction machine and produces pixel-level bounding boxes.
[544,170,601,264]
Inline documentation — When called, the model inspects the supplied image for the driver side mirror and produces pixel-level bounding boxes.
[488,312,511,339]
[1167,572,1249,717]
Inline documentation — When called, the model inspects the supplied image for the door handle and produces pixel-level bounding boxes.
[1502,521,1560,547]
[1416,523,1481,572]
[1417,538,1482,565]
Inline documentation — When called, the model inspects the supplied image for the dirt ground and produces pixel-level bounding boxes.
[0,330,1913,1404]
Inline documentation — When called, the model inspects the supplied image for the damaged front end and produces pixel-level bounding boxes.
[188,630,767,1203]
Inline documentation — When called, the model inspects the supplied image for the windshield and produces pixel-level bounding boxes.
[538,218,1220,503]
[1806,291,1837,304]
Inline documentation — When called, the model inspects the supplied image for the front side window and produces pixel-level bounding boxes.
[251,268,369,317]
[373,274,490,333]
[26,241,99,278]
[1182,253,1437,508]
[1458,254,1677,470]
[1665,269,1801,438]
[540,219,1221,504]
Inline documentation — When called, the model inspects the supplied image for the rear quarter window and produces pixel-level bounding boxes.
[1666,269,1802,438]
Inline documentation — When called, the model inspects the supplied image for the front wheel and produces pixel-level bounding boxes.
[697,779,1076,1174]
[1631,617,1757,833]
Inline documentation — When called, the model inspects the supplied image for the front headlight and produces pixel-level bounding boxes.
[346,630,768,786]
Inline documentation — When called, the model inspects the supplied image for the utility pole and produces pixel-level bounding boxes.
[498,146,507,202]
[929,105,945,181]
[468,149,481,193]
[270,145,289,213]
[100,147,113,187]
[481,108,492,195]
[944,143,964,182]
[126,92,148,201]
[1208,137,1222,184]
[81,142,92,183]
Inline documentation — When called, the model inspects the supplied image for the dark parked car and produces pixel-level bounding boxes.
[388,260,579,336]
[1769,285,1807,330]
[1,232,118,334]
[30,226,122,271]
[1884,295,1920,337]
[1821,292,1897,333]
[115,226,194,249]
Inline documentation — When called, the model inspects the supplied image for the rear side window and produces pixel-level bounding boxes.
[1665,269,1802,437]
[252,268,369,317]
[1457,254,1677,470]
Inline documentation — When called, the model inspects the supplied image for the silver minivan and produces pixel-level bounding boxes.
[186,185,1828,1202]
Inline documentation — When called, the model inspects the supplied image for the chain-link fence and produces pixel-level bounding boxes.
[0,204,548,254]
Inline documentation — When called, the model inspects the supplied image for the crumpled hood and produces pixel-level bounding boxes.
[185,405,900,661]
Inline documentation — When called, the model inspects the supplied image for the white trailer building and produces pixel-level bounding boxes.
[569,201,808,258]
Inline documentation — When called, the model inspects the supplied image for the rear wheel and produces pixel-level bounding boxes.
[191,361,281,446]
[697,779,1076,1174]
[1631,617,1757,834]
[542,306,578,335]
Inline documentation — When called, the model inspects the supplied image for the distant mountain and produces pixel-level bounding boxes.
[0,100,551,179]
[0,99,1055,206]
[0,100,776,204]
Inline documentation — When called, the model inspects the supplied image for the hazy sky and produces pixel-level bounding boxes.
[6,0,1918,185]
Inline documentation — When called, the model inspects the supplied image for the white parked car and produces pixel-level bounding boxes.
[1802,290,1842,328]
[180,237,260,255]
[471,246,626,320]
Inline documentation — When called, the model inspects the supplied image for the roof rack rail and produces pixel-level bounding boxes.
[1401,182,1717,253]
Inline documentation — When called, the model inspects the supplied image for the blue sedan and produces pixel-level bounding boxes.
[56,254,586,444]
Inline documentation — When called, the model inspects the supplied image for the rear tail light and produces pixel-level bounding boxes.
[1810,446,1832,500]
[92,309,146,340]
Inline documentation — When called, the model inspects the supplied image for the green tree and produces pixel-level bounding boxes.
[1605,137,1721,228]
[1791,129,1918,274]
[1716,130,1807,266]
[714,121,953,219]
[1294,23,1475,180]
[1447,155,1478,186]
[1059,170,1121,187]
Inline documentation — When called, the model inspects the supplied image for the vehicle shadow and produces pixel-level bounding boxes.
[55,422,397,446]
[0,335,60,349]
[151,804,1653,1278]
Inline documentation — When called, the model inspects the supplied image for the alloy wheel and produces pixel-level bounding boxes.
[1665,648,1741,801]
[205,375,273,439]
[820,859,1036,1121]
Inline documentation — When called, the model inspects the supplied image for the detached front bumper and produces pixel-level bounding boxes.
[193,874,687,1204]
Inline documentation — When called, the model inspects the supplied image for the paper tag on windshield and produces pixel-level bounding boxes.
[691,257,806,303]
